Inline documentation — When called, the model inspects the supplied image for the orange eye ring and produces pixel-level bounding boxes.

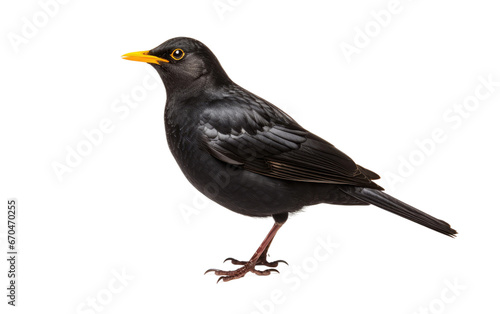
[171,48,185,60]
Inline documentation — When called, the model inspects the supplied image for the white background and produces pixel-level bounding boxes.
[1,0,499,313]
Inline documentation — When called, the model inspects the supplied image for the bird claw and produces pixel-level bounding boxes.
[224,257,288,268]
[205,259,284,283]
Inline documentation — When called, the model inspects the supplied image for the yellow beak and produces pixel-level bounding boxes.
[121,50,169,64]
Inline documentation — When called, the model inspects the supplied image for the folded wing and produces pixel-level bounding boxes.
[199,89,382,189]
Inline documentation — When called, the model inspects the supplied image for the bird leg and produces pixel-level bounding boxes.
[205,220,287,283]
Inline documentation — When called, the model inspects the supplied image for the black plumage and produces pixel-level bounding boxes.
[123,37,457,282]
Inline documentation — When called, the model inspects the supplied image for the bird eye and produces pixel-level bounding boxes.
[171,48,185,60]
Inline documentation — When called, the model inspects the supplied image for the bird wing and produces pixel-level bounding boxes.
[198,90,382,189]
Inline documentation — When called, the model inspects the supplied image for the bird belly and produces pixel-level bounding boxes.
[167,135,314,216]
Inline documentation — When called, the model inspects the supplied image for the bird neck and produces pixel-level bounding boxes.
[161,71,233,102]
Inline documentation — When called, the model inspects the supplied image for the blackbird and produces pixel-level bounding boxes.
[123,37,457,283]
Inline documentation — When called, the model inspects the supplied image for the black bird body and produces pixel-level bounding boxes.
[163,83,370,217]
[123,37,457,282]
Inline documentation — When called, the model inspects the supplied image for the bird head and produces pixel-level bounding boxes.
[122,37,231,96]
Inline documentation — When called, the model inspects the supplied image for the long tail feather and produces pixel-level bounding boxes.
[343,187,457,237]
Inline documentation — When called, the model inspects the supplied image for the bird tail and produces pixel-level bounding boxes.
[342,187,457,237]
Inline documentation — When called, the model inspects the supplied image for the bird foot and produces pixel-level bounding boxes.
[224,256,288,268]
[204,257,287,283]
